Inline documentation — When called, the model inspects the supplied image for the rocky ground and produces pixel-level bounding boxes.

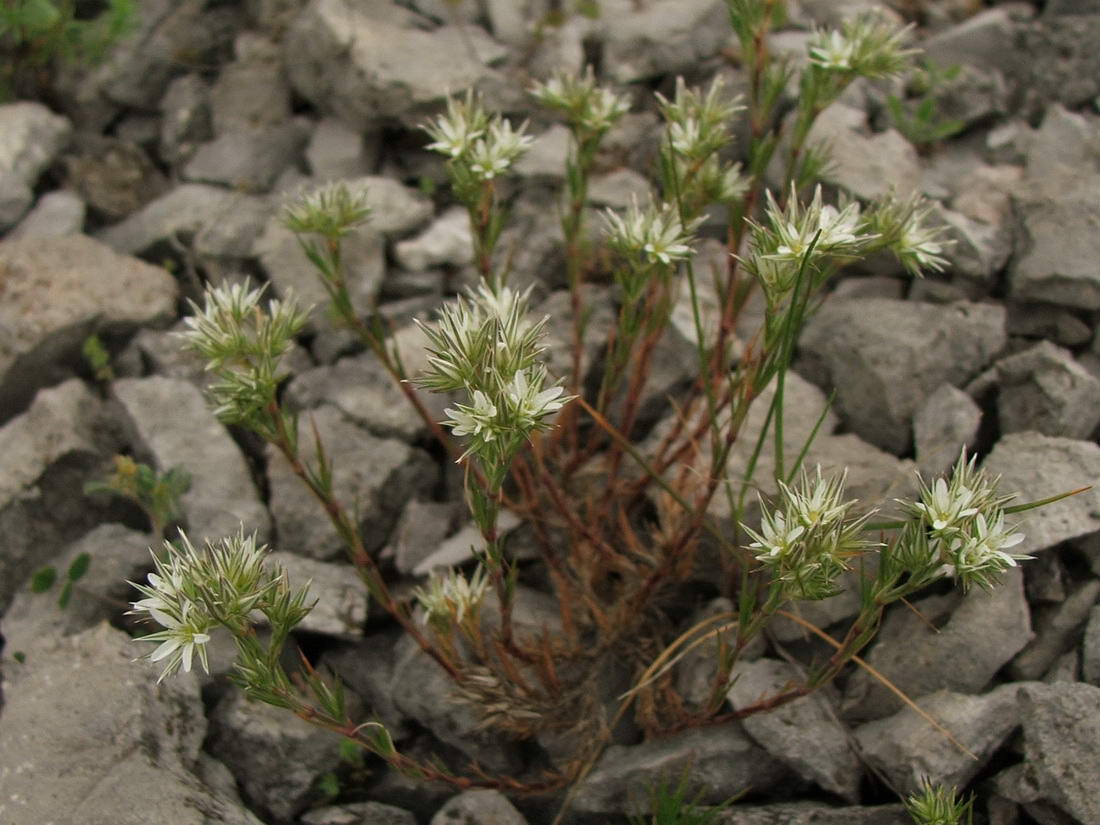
[2,0,1100,823]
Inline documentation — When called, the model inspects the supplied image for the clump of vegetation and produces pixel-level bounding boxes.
[0,0,137,100]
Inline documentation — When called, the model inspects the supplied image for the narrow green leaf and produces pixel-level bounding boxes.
[57,580,73,610]
[30,566,57,593]
[67,552,91,582]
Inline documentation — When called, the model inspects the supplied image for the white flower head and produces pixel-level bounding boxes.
[444,390,498,442]
[603,196,702,268]
[531,66,630,134]
[414,565,490,626]
[423,90,491,158]
[807,13,917,79]
[503,367,567,430]
[467,118,533,181]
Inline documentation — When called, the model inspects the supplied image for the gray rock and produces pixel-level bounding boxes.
[798,298,1006,454]
[0,171,32,230]
[844,568,1032,722]
[1010,175,1100,311]
[1013,16,1100,117]
[805,104,920,201]
[266,405,436,559]
[388,634,525,775]
[1016,682,1100,825]
[306,117,378,179]
[254,209,385,332]
[0,102,72,186]
[183,121,309,193]
[395,206,473,271]
[95,182,241,254]
[1083,606,1100,686]
[855,683,1029,796]
[0,623,262,825]
[159,73,212,166]
[193,193,274,259]
[62,134,169,220]
[981,432,1100,556]
[0,235,177,420]
[7,190,85,239]
[992,342,1100,439]
[1,523,152,658]
[728,658,862,801]
[1011,580,1100,681]
[264,551,368,638]
[285,352,438,443]
[407,0,482,24]
[207,681,353,822]
[714,802,910,825]
[588,168,652,209]
[55,0,209,125]
[430,791,527,825]
[930,204,1012,283]
[388,499,455,575]
[484,0,546,46]
[1006,303,1093,348]
[675,597,766,706]
[355,176,435,237]
[922,6,1021,76]
[210,32,293,136]
[1025,551,1068,605]
[600,0,729,84]
[913,383,982,479]
[513,124,570,180]
[568,724,789,816]
[302,801,418,825]
[112,376,271,542]
[0,379,112,609]
[410,511,521,577]
[321,629,410,739]
[284,0,507,129]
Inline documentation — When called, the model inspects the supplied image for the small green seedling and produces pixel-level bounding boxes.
[0,0,138,100]
[885,61,967,152]
[29,551,91,610]
[82,333,115,384]
[84,454,191,537]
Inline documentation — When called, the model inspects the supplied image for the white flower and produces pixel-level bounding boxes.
[504,368,566,429]
[603,197,701,267]
[137,602,214,683]
[912,477,978,534]
[467,119,533,181]
[444,390,498,441]
[809,30,857,72]
[424,91,490,158]
[947,512,1026,582]
[746,509,806,561]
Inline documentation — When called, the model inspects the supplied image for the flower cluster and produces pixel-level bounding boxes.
[744,468,877,601]
[180,280,309,429]
[530,65,631,137]
[807,12,918,78]
[900,452,1026,591]
[281,181,372,240]
[862,191,951,276]
[744,185,877,301]
[656,76,745,162]
[904,779,974,825]
[424,91,532,183]
[416,284,570,468]
[129,529,314,683]
[414,566,490,629]
[603,197,703,276]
